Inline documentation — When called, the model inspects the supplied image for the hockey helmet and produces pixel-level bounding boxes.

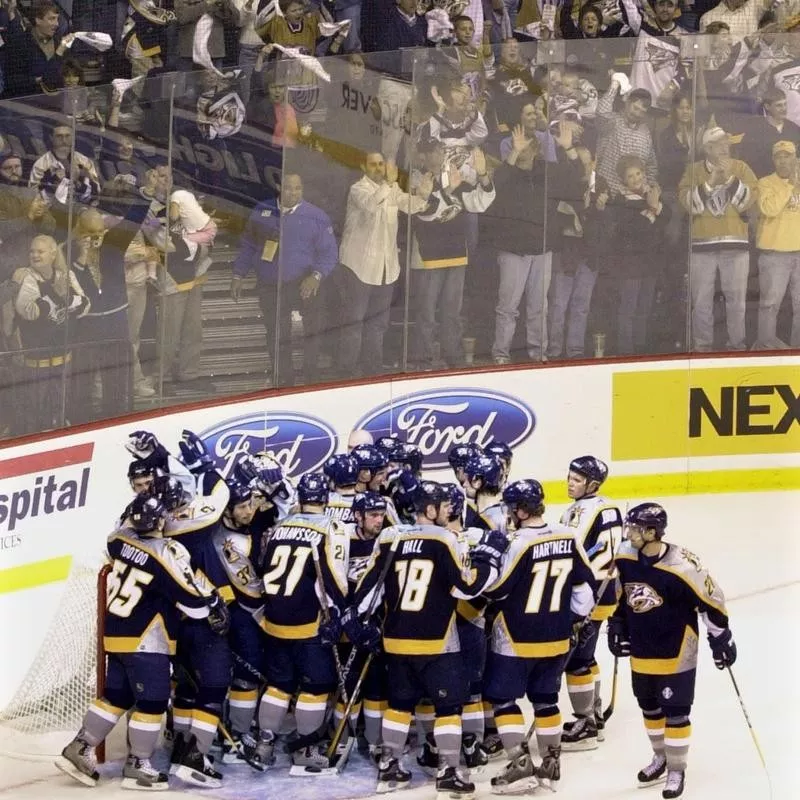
[625,503,667,537]
[484,441,513,466]
[463,454,504,493]
[441,482,465,521]
[152,474,185,511]
[324,454,360,488]
[351,444,389,474]
[127,493,167,534]
[411,480,447,513]
[226,479,253,509]
[352,491,388,516]
[391,443,423,474]
[502,479,545,510]
[297,472,329,505]
[568,455,609,487]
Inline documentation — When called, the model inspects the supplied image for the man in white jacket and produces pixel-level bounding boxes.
[336,152,432,378]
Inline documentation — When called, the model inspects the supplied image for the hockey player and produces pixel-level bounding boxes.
[484,479,595,794]
[608,503,736,800]
[324,453,361,524]
[462,454,508,534]
[251,472,350,770]
[483,441,513,484]
[125,430,194,500]
[353,444,403,525]
[56,494,228,791]
[448,444,483,489]
[354,481,508,797]
[560,456,623,751]
[128,461,155,495]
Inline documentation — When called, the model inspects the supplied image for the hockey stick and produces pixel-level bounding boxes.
[727,667,774,800]
[602,655,619,722]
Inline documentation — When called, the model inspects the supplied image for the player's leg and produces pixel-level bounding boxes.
[457,619,488,769]
[632,672,668,788]
[361,652,389,762]
[659,670,696,799]
[562,619,601,751]
[527,655,568,790]
[254,635,297,769]
[483,652,537,794]
[122,652,172,790]
[225,606,265,762]
[290,638,339,768]
[55,654,134,786]
[173,619,232,788]
[377,655,419,792]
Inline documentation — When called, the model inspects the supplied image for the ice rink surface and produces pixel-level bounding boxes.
[1,491,797,800]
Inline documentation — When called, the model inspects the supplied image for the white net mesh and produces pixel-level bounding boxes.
[0,565,102,760]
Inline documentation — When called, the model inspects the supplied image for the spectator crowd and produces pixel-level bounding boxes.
[0,0,799,439]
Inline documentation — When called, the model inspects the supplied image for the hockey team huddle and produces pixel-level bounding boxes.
[53,426,737,800]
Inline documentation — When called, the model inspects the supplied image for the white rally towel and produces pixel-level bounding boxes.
[271,43,332,83]
[61,32,114,52]
[193,13,225,75]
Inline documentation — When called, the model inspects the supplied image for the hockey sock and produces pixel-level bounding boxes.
[462,694,484,739]
[642,709,666,755]
[228,688,259,736]
[190,709,220,755]
[128,711,163,759]
[80,699,126,746]
[363,699,387,746]
[566,668,595,717]
[493,702,526,752]
[172,705,192,738]
[591,663,602,717]
[415,702,435,738]
[258,687,291,737]
[483,700,497,734]
[664,717,691,771]
[434,714,462,769]
[381,708,412,760]
[533,704,562,754]
[295,692,329,737]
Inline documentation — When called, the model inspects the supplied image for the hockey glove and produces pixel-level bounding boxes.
[570,614,595,651]
[341,607,382,654]
[607,617,631,658]
[708,629,737,670]
[470,530,509,571]
[206,591,230,636]
[126,430,160,459]
[319,606,342,647]
[179,429,214,474]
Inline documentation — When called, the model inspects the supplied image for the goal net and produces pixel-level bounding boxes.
[0,564,108,761]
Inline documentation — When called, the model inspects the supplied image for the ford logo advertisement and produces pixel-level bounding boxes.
[199,413,338,479]
[355,388,535,469]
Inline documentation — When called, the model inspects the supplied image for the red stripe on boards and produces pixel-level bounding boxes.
[0,443,94,479]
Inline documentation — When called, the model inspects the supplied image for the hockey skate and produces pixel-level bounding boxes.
[480,732,506,762]
[561,715,599,751]
[172,735,223,789]
[536,745,561,790]
[168,732,185,775]
[376,751,412,794]
[593,695,606,742]
[436,765,475,800]
[662,770,685,799]
[292,744,330,771]
[54,735,99,787]
[417,732,439,777]
[250,731,276,770]
[637,753,667,786]
[121,755,169,791]
[490,742,538,795]
[462,733,489,771]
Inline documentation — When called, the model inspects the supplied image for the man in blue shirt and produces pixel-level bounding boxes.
[231,174,338,386]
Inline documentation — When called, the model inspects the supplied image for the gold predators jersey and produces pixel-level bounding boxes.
[260,512,349,639]
[104,531,212,656]
[485,523,595,658]
[613,541,729,676]
[560,494,623,621]
[355,524,498,656]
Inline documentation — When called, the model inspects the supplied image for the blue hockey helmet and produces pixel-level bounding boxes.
[297,472,329,505]
[128,460,154,482]
[464,454,504,493]
[127,493,167,534]
[569,455,609,487]
[324,454,360,488]
[151,474,184,511]
[226,479,253,509]
[502,479,545,510]
[411,480,447,513]
[374,435,402,457]
[351,444,389,474]
[391,442,423,474]
[447,443,483,471]
[484,441,513,466]
[352,491,388,516]
[625,503,667,538]
[441,482,465,521]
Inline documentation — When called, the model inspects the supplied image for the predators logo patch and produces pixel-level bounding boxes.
[624,582,664,614]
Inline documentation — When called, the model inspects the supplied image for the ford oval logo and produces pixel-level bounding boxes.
[355,388,535,469]
[200,412,338,479]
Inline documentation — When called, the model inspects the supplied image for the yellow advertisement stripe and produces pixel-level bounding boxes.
[0,555,73,595]
[541,467,800,504]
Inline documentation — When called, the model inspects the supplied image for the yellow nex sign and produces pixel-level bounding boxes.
[612,366,800,460]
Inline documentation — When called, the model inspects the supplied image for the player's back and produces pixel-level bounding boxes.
[326,490,357,525]
[261,512,347,639]
[380,523,476,656]
[486,523,595,658]
[105,530,209,656]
